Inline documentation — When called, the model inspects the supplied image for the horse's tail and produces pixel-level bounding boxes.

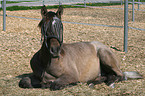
[123,71,143,80]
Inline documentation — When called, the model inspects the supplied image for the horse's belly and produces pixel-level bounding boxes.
[78,57,100,82]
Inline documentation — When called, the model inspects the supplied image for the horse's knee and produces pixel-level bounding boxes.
[98,48,123,76]
[19,77,33,88]
[98,48,118,66]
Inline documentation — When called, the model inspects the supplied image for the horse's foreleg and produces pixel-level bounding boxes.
[19,77,33,88]
[91,76,107,85]
[49,74,77,90]
[19,75,42,88]
[87,76,107,88]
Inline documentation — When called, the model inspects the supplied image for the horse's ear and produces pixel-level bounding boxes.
[41,5,47,18]
[56,6,63,19]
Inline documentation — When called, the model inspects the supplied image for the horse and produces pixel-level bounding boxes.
[19,6,142,90]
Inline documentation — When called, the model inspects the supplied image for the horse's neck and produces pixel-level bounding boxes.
[39,42,51,67]
[39,43,65,67]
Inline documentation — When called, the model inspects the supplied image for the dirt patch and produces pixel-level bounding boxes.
[0,5,145,95]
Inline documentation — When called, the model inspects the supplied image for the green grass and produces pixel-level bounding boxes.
[136,0,145,2]
[0,3,123,11]
[0,5,84,11]
[6,6,44,11]
[6,1,35,4]
[1,0,39,4]
[77,3,122,6]
[0,1,145,11]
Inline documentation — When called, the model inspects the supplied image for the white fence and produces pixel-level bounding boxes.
[1,0,145,9]
[0,0,123,8]
[1,0,145,52]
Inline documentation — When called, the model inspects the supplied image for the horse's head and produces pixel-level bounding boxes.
[48,37,62,58]
[38,5,63,58]
[38,5,63,42]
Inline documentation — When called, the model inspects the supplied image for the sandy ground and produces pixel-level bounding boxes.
[0,4,145,95]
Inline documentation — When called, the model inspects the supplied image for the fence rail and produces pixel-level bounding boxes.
[0,0,123,8]
[1,0,145,53]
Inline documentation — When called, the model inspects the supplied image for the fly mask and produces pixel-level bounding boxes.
[41,16,63,58]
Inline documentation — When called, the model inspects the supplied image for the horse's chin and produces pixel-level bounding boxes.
[51,54,60,59]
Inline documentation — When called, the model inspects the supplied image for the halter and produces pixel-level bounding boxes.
[41,16,63,50]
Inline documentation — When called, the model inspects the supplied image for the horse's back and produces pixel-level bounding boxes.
[90,41,108,51]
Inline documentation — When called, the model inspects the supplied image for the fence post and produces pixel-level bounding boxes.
[138,0,140,10]
[132,0,135,22]
[124,0,128,53]
[84,0,86,7]
[42,0,44,6]
[59,0,62,6]
[121,0,123,5]
[3,0,6,31]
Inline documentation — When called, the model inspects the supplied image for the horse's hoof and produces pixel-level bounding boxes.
[50,82,65,90]
[89,83,95,89]
[123,75,128,81]
[109,82,115,88]
[19,77,33,88]
[41,83,51,89]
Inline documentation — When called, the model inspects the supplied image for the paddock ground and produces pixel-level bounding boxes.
[0,4,145,95]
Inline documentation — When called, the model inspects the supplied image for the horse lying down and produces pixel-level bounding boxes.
[19,38,142,90]
[19,6,142,90]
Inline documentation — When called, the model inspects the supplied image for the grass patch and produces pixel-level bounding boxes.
[6,6,43,11]
[0,2,124,11]
[1,0,39,4]
[76,3,122,6]
[5,1,36,4]
[0,5,84,11]
[1,2,143,11]
[136,0,145,2]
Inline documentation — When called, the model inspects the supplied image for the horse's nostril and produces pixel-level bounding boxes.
[51,48,54,52]
[50,47,55,54]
